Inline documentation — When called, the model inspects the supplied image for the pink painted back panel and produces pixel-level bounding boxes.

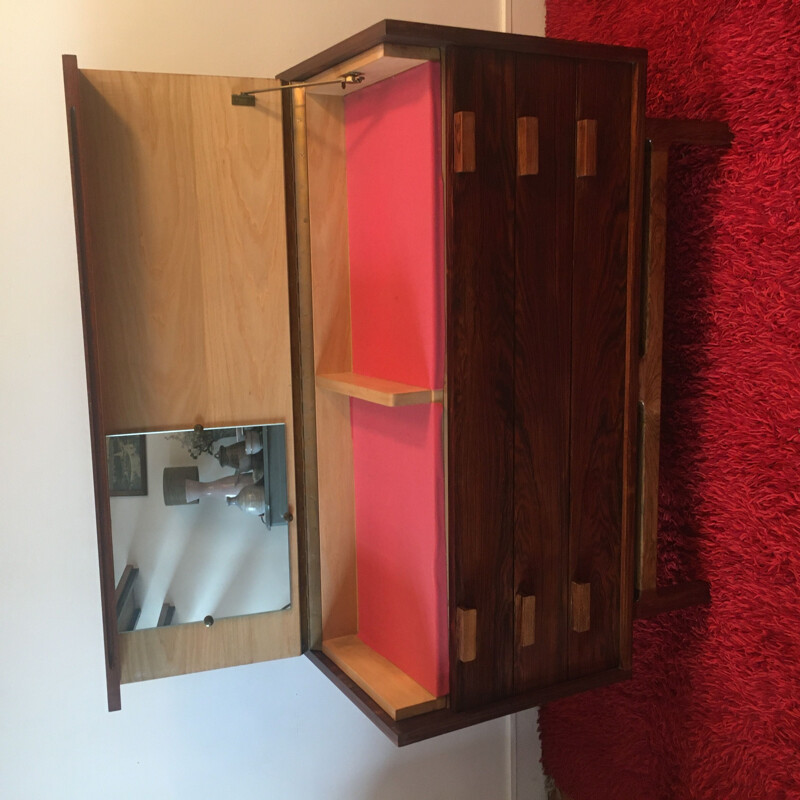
[346,61,443,389]
[345,62,447,696]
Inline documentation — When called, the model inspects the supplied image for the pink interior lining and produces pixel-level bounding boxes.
[345,61,447,697]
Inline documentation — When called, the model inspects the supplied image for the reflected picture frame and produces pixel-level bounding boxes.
[107,434,148,496]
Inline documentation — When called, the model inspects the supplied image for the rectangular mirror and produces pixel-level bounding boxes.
[108,424,291,632]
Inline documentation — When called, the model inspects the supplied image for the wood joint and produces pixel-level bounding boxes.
[517,594,536,648]
[576,119,598,177]
[571,582,591,632]
[456,607,477,662]
[517,116,539,176]
[454,111,476,173]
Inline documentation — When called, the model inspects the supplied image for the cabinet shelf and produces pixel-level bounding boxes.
[321,635,446,720]
[316,371,443,407]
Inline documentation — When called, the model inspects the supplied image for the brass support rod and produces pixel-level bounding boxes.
[237,72,365,97]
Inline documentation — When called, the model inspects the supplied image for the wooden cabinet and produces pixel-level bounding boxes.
[445,47,643,711]
[65,20,654,745]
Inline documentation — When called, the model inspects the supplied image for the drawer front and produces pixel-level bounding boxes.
[568,58,640,679]
[513,54,576,690]
[446,46,516,710]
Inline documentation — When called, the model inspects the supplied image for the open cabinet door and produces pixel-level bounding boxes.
[63,56,304,711]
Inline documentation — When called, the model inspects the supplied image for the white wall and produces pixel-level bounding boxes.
[0,1,545,798]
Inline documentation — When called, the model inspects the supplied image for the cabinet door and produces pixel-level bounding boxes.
[446,46,516,710]
[74,66,294,434]
[568,59,641,679]
[64,58,304,710]
[513,54,576,691]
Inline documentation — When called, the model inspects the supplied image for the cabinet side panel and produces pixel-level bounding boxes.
[446,47,516,709]
[568,60,634,678]
[513,54,576,690]
[306,94,359,640]
[78,70,208,433]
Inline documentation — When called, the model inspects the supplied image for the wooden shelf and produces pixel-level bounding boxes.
[321,635,446,720]
[316,371,443,407]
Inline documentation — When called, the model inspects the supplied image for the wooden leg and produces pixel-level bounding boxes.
[635,581,710,619]
[634,118,732,616]
[636,142,668,596]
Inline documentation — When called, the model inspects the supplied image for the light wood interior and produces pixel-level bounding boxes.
[306,92,359,642]
[80,70,293,434]
[305,52,447,718]
[121,607,302,682]
[322,635,446,720]
[305,44,439,95]
[81,68,303,681]
[317,371,443,406]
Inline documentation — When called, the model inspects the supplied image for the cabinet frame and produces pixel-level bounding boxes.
[65,19,656,743]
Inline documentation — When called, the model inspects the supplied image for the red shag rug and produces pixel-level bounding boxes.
[540,1,800,798]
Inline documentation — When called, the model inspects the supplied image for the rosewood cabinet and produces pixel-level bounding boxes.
[65,20,650,745]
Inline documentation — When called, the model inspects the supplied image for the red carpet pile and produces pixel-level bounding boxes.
[540,1,800,797]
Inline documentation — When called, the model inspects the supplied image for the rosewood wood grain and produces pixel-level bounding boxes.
[514,54,576,692]
[568,59,636,680]
[634,115,730,615]
[446,46,516,710]
[645,118,733,149]
[618,60,646,672]
[281,87,315,652]
[637,143,668,594]
[306,649,630,746]
[634,581,710,619]
[62,54,121,713]
[277,20,647,83]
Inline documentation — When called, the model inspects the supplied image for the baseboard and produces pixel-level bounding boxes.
[510,708,547,800]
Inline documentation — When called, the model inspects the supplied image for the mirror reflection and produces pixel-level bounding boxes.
[107,424,291,632]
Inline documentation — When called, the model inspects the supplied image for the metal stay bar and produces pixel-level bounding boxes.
[232,71,365,105]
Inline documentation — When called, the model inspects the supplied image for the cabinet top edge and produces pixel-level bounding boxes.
[276,19,647,82]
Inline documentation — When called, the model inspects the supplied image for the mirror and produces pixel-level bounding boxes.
[107,424,291,632]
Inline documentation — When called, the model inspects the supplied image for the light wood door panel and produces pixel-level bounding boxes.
[79,69,291,433]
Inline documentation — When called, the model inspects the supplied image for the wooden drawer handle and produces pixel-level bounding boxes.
[454,111,476,173]
[576,119,598,177]
[517,593,536,647]
[571,581,591,632]
[456,607,477,662]
[517,116,539,176]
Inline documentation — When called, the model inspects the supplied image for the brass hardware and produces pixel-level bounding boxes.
[194,423,204,433]
[204,615,214,628]
[232,72,365,106]
[283,511,294,523]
